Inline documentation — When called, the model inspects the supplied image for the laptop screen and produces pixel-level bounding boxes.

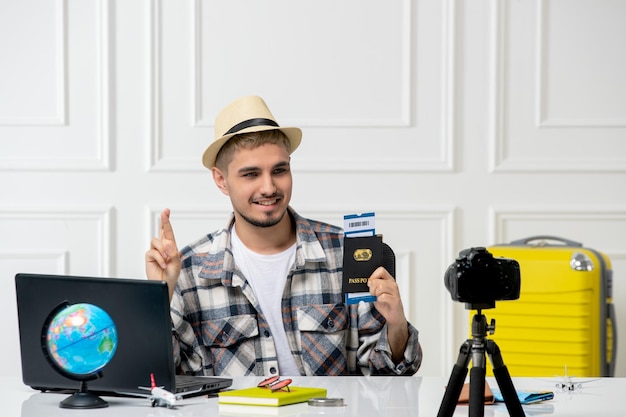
[14,273,229,396]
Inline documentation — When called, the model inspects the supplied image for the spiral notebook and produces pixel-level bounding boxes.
[15,273,232,397]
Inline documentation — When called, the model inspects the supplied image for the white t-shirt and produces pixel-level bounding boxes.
[230,227,300,376]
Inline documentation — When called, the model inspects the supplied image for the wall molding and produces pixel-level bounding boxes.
[0,0,66,126]
[487,0,626,173]
[0,0,112,172]
[535,0,626,128]
[489,206,626,247]
[0,206,112,276]
[0,251,68,275]
[147,0,456,173]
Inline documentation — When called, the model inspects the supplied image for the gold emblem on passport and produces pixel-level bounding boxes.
[353,248,373,261]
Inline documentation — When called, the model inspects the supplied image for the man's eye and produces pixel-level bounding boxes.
[243,172,258,178]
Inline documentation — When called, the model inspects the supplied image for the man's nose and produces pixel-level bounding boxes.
[259,173,277,195]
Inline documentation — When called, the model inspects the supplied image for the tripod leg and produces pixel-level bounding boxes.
[487,340,525,417]
[437,342,471,417]
[469,344,486,417]
[469,366,486,417]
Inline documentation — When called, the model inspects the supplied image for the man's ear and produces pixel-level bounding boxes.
[212,167,229,195]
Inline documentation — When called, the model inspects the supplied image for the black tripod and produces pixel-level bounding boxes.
[437,309,526,417]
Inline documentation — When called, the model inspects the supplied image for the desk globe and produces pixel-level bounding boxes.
[44,302,118,408]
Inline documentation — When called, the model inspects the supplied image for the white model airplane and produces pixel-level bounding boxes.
[137,373,183,408]
[551,365,599,392]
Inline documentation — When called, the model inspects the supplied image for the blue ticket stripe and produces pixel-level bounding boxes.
[345,229,375,237]
[345,292,377,305]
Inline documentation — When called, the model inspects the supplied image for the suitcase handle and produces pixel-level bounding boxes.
[508,235,583,247]
[608,303,618,376]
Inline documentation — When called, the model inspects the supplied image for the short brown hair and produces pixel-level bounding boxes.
[215,130,292,171]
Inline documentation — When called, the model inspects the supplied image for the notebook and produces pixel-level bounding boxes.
[14,273,232,397]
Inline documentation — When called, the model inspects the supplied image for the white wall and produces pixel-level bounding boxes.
[1,0,625,379]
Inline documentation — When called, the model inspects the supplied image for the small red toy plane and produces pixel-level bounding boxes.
[134,373,182,408]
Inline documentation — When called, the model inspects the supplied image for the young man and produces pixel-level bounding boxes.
[145,95,422,376]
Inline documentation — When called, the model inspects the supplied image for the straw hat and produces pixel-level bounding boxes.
[202,96,302,169]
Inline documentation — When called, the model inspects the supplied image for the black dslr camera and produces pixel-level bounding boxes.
[444,247,520,309]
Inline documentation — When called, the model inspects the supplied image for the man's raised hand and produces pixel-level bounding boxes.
[368,266,410,363]
[145,208,181,299]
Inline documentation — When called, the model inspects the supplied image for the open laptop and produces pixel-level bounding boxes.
[15,273,232,397]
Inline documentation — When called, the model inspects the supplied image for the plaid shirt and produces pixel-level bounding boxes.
[170,207,422,376]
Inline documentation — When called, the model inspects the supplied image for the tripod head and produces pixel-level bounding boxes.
[470,309,495,341]
[466,301,495,310]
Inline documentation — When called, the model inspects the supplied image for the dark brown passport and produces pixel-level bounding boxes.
[457,382,495,404]
[342,235,383,294]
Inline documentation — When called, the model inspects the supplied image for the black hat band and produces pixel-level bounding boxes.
[224,118,279,136]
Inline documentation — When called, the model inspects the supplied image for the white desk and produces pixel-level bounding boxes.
[5,375,625,416]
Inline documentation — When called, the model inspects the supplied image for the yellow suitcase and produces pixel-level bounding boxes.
[472,236,616,377]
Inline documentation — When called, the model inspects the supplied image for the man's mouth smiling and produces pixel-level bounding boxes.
[254,196,281,206]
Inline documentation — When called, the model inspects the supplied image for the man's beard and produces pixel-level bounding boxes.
[236,207,286,228]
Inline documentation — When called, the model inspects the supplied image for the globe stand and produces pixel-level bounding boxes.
[60,380,108,409]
